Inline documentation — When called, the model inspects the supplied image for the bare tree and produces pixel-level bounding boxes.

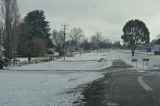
[68,27,85,49]
[91,32,103,51]
[52,30,64,47]
[52,30,65,56]
[0,0,20,60]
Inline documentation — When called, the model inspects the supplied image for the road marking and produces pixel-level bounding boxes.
[138,76,153,92]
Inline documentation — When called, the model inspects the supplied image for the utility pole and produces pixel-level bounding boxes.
[61,24,69,60]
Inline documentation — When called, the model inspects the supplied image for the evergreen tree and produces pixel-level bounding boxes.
[19,10,53,61]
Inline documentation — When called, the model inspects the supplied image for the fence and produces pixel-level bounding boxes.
[9,57,55,66]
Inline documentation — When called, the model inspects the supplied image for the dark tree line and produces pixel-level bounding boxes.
[0,0,53,65]
[52,29,122,56]
[80,38,121,51]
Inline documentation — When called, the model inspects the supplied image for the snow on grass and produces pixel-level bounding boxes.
[2,50,160,106]
[9,52,112,71]
[9,61,111,71]
[0,52,112,106]
[14,50,160,71]
[107,49,160,70]
[60,52,108,61]
[0,70,103,106]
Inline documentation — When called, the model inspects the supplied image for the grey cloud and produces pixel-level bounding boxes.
[18,0,160,41]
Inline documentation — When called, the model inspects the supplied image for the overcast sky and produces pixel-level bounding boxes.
[18,0,160,41]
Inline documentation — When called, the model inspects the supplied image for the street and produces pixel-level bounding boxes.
[82,60,160,106]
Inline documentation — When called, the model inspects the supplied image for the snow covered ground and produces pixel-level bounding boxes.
[0,52,112,106]
[107,49,160,70]
[0,70,103,106]
[1,50,160,106]
[9,52,112,71]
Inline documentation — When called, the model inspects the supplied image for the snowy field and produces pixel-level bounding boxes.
[1,52,112,106]
[9,52,112,71]
[1,49,160,106]
[0,70,102,106]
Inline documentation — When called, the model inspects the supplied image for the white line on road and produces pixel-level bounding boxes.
[138,75,153,92]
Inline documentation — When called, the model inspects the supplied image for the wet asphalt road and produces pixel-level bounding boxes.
[82,60,160,106]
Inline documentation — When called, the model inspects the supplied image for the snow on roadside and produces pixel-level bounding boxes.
[3,49,160,106]
[10,50,160,71]
[0,52,112,106]
[5,50,160,106]
[0,70,103,106]
[108,49,160,70]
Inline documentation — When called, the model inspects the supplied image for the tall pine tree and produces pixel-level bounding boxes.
[18,10,53,61]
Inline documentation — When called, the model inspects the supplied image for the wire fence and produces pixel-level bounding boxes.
[7,57,55,67]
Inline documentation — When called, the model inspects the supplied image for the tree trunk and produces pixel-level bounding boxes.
[28,54,31,63]
[28,47,31,63]
[131,49,135,56]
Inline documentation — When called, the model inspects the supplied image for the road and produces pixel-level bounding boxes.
[82,60,160,106]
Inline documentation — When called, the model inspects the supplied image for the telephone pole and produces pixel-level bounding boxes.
[61,24,69,60]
